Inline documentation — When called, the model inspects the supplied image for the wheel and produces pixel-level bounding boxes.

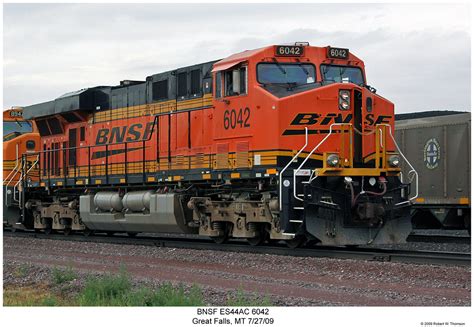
[127,232,138,238]
[211,235,229,244]
[63,228,72,236]
[106,231,115,236]
[247,234,265,246]
[285,235,306,249]
[44,226,53,235]
[83,228,94,237]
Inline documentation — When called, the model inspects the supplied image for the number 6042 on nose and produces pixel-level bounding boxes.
[223,108,250,130]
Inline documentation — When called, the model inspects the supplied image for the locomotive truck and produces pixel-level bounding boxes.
[12,43,416,246]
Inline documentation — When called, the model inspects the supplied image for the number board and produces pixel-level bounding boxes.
[9,110,23,117]
[327,47,349,59]
[275,45,304,57]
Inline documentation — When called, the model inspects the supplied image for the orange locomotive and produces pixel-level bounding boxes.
[18,43,416,245]
[3,107,40,227]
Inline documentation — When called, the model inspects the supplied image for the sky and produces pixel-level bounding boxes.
[2,3,471,113]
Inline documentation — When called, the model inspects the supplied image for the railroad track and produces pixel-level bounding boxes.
[3,230,471,267]
[407,233,471,244]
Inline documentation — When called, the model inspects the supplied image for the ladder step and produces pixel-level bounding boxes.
[297,194,311,197]
[282,232,296,237]
[293,206,304,210]
[289,220,303,223]
[320,201,337,207]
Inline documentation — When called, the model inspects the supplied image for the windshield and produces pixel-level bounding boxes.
[320,65,364,85]
[3,121,32,141]
[257,63,316,85]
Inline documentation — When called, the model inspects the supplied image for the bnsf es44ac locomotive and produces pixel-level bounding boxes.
[12,43,417,246]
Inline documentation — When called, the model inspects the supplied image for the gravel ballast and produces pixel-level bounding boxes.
[3,235,470,306]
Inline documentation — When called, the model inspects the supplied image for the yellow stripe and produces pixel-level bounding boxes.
[94,96,214,123]
[459,197,469,205]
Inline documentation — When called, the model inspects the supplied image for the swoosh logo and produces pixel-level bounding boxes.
[91,146,145,160]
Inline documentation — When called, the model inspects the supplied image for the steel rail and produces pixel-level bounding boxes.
[3,230,470,267]
[407,233,471,244]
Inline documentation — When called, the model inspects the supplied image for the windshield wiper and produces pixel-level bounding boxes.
[298,64,309,76]
[272,58,286,75]
[284,82,299,90]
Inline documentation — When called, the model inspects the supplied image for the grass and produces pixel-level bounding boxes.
[13,264,29,278]
[5,268,272,306]
[78,270,204,306]
[3,285,73,306]
[227,289,272,306]
[52,266,77,285]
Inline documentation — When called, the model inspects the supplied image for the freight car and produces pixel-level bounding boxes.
[3,107,40,227]
[395,111,470,232]
[12,43,416,246]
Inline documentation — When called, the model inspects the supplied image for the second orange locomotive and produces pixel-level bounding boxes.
[16,43,416,246]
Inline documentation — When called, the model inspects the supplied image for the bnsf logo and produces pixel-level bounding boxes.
[290,113,392,126]
[95,122,154,145]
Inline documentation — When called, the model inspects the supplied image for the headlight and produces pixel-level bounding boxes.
[339,90,351,110]
[388,155,400,167]
[327,154,340,167]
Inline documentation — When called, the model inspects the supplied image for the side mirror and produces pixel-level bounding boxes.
[232,69,240,94]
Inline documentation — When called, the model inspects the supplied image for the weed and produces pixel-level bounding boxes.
[77,271,204,306]
[13,264,29,278]
[78,270,132,306]
[52,266,77,285]
[227,289,272,306]
[141,282,204,306]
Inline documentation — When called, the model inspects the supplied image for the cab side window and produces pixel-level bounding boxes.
[224,66,247,97]
[215,72,222,98]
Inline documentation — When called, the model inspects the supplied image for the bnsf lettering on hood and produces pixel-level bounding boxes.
[95,122,154,145]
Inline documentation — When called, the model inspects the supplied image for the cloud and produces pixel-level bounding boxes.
[2,3,470,113]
